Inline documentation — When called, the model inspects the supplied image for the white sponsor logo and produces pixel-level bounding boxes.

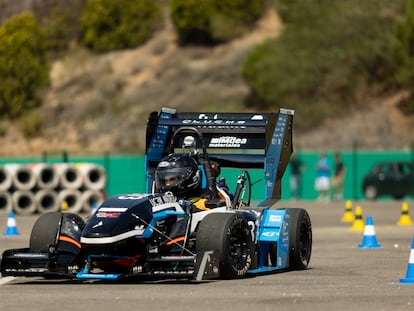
[269,214,282,222]
[208,136,248,148]
[262,231,278,237]
[182,119,246,126]
[99,207,128,212]
[134,224,146,235]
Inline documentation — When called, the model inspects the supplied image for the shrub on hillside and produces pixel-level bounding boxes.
[170,0,266,44]
[393,0,414,113]
[242,0,402,128]
[79,0,162,53]
[0,13,49,119]
[19,110,43,137]
[41,3,82,57]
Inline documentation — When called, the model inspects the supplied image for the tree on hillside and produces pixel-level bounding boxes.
[41,2,82,57]
[79,0,162,53]
[0,12,49,119]
[393,0,414,112]
[170,0,266,44]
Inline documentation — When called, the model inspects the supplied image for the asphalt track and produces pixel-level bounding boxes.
[1,200,414,311]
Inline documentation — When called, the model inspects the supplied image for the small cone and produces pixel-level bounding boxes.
[400,236,414,283]
[358,216,382,248]
[341,200,354,223]
[61,201,68,213]
[3,211,20,236]
[350,205,364,232]
[397,202,413,226]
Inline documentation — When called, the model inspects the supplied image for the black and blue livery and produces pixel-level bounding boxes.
[0,108,312,281]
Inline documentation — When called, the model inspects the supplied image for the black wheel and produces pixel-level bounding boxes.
[364,185,378,200]
[196,213,252,279]
[30,212,62,251]
[30,212,85,252]
[289,208,312,270]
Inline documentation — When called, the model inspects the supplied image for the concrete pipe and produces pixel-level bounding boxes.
[5,164,36,190]
[35,189,59,214]
[54,163,83,189]
[0,166,13,191]
[0,191,12,213]
[58,189,83,214]
[29,163,59,189]
[12,190,37,215]
[77,163,107,190]
[81,189,105,214]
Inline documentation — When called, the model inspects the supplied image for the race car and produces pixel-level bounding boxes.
[0,107,312,281]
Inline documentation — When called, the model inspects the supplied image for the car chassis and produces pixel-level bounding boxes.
[1,107,312,281]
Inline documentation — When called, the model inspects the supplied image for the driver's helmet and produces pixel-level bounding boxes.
[155,154,201,198]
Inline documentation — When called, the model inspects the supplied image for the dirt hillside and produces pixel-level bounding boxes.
[0,8,413,157]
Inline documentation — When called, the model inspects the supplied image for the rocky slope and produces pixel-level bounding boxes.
[0,7,413,157]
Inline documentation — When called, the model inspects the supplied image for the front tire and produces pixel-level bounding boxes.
[30,212,62,251]
[196,213,252,279]
[289,208,312,270]
[30,212,85,252]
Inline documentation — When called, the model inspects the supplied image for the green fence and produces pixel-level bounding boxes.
[286,150,414,201]
[1,150,413,201]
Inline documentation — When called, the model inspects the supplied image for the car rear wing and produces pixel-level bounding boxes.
[145,107,294,206]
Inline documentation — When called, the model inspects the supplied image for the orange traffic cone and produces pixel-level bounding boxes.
[3,211,20,236]
[397,202,413,226]
[341,200,354,223]
[350,205,364,232]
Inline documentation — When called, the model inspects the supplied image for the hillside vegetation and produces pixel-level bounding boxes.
[0,0,413,156]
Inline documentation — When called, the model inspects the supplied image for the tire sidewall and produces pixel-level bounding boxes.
[30,212,62,251]
[221,215,252,278]
[289,208,312,270]
[196,212,252,279]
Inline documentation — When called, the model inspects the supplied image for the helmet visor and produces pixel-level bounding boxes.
[156,167,190,189]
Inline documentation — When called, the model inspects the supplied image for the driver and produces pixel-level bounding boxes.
[155,153,209,212]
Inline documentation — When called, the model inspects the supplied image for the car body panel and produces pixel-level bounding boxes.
[362,161,414,199]
[1,107,310,281]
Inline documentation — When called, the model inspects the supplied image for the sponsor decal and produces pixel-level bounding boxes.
[182,119,246,126]
[134,224,146,235]
[262,231,278,237]
[269,214,282,222]
[118,194,148,200]
[208,136,248,148]
[99,207,127,212]
[96,212,120,219]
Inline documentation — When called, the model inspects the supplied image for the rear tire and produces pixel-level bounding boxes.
[289,208,312,270]
[196,213,252,279]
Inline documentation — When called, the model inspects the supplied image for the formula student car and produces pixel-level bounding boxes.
[0,107,312,281]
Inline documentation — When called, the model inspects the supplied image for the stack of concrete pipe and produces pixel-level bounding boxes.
[0,163,107,215]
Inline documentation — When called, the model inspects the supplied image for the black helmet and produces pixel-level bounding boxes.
[155,154,201,198]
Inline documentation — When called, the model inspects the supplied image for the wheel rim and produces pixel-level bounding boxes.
[298,222,312,265]
[228,222,249,270]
